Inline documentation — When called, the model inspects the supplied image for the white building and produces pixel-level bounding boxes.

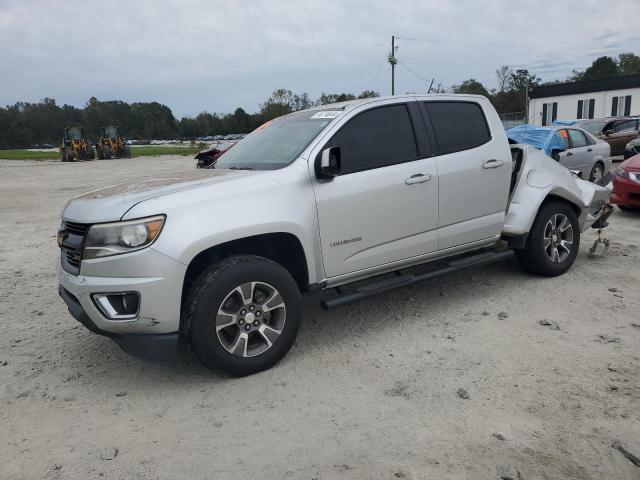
[528,74,640,126]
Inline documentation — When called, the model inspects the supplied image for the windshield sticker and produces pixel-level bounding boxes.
[311,111,341,119]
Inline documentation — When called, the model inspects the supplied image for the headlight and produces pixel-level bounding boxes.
[616,168,629,179]
[84,215,165,259]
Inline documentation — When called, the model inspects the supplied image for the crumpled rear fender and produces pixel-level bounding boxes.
[503,145,611,236]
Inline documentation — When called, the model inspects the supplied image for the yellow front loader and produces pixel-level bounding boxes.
[96,126,132,159]
[59,127,95,161]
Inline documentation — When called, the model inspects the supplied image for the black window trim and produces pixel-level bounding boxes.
[420,100,493,156]
[317,102,423,176]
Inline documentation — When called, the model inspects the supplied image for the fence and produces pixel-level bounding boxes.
[499,112,526,130]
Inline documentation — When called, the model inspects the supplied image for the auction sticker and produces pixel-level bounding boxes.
[311,111,341,119]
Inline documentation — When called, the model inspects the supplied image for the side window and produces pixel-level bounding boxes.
[425,101,491,155]
[615,120,637,133]
[556,129,570,149]
[567,129,587,148]
[327,104,418,175]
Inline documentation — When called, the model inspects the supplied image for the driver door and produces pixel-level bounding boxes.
[311,102,439,279]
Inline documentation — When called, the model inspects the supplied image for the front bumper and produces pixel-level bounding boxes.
[59,286,179,361]
[611,176,640,207]
[57,247,187,361]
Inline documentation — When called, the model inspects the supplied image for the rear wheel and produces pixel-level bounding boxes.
[516,201,580,277]
[589,162,604,183]
[185,255,302,376]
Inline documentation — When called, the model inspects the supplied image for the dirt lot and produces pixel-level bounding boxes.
[1,156,639,480]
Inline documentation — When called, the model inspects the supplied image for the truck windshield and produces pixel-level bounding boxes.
[214,110,340,170]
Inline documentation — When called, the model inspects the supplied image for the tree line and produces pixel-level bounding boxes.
[0,90,380,149]
[1,52,638,149]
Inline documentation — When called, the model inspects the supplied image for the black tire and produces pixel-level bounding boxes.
[589,162,604,183]
[618,205,638,212]
[88,146,95,160]
[516,201,580,277]
[185,255,302,377]
[66,150,74,162]
[102,145,111,159]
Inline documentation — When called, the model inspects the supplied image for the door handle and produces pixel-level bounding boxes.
[405,173,432,185]
[587,148,593,152]
[482,159,503,169]
[566,152,573,156]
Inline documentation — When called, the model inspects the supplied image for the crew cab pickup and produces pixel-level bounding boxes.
[58,94,612,376]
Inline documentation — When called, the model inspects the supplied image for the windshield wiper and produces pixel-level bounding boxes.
[228,166,255,171]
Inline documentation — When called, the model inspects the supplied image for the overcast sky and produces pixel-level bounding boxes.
[1,0,638,118]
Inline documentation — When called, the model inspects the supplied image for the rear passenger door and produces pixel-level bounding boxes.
[565,129,592,176]
[422,101,511,250]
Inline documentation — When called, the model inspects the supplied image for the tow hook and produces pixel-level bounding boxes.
[589,203,613,257]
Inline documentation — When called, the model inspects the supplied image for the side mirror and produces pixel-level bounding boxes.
[318,146,341,178]
[551,148,565,161]
[603,129,614,136]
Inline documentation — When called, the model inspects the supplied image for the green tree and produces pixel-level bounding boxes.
[452,79,490,97]
[618,52,640,75]
[578,56,620,81]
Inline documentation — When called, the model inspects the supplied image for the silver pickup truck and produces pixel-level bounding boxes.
[58,94,612,376]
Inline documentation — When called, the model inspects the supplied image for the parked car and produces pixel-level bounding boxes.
[611,154,640,211]
[194,143,235,168]
[575,117,640,156]
[624,138,640,159]
[507,124,611,182]
[58,94,612,376]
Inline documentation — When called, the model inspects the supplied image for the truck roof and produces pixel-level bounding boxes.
[309,93,490,112]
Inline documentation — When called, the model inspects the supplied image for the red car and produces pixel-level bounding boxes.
[611,154,640,211]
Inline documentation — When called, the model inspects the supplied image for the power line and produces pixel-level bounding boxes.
[397,61,432,83]
[395,35,616,52]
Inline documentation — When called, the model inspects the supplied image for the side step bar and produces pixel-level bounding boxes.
[320,249,514,310]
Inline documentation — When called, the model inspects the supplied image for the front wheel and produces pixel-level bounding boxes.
[516,201,580,277]
[185,255,302,376]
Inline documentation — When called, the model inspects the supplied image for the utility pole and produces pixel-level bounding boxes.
[525,83,529,124]
[389,35,397,95]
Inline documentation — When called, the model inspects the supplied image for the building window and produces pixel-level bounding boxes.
[541,102,557,126]
[577,99,595,119]
[612,95,632,116]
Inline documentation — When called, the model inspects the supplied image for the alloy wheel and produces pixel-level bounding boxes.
[215,281,286,357]
[543,213,574,263]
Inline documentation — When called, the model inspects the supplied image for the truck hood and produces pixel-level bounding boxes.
[62,168,251,222]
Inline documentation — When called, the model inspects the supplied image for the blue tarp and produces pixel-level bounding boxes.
[506,124,564,156]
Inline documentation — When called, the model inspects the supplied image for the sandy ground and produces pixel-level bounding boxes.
[0,156,639,480]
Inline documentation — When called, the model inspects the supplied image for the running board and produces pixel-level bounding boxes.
[320,250,514,310]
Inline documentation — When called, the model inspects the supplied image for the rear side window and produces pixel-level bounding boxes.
[425,101,491,155]
[568,129,587,148]
[328,104,418,175]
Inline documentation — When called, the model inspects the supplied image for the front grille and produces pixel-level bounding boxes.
[64,221,89,237]
[60,220,90,275]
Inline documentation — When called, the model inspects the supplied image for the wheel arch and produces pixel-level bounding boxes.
[180,232,309,334]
